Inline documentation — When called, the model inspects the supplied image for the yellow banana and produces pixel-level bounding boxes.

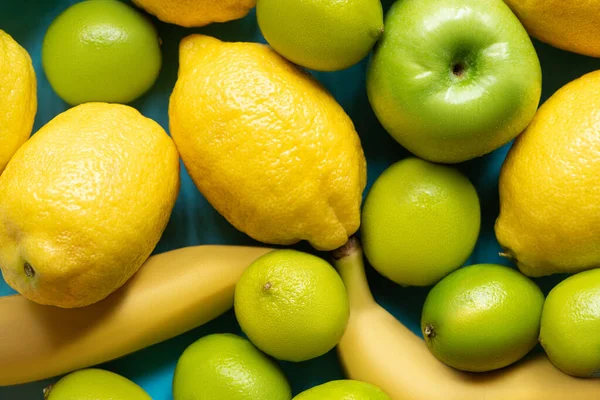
[333,237,600,400]
[0,245,272,386]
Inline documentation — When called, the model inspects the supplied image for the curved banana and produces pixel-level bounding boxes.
[333,237,600,400]
[0,245,272,386]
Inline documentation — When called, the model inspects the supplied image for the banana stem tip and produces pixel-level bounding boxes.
[332,236,361,260]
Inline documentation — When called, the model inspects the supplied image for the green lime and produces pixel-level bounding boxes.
[45,369,150,400]
[257,0,384,71]
[361,157,481,287]
[42,0,162,105]
[540,269,600,377]
[421,264,544,372]
[234,250,349,362]
[293,380,391,400]
[172,334,291,400]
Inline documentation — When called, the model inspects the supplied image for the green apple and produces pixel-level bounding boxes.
[367,0,542,163]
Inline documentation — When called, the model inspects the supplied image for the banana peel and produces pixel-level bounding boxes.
[0,245,272,386]
[333,237,600,400]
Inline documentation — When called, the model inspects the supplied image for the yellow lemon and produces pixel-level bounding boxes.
[169,35,366,251]
[496,70,600,277]
[503,0,600,57]
[0,30,36,175]
[132,0,256,27]
[0,103,180,308]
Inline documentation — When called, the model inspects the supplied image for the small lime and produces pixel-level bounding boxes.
[540,268,600,377]
[45,369,150,400]
[293,380,391,400]
[257,0,384,71]
[42,0,162,105]
[361,157,481,287]
[421,264,544,372]
[234,249,349,362]
[172,334,291,400]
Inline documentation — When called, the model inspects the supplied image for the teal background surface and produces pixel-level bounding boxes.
[1,0,600,398]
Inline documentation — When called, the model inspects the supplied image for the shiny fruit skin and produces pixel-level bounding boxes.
[421,264,544,372]
[172,333,291,400]
[496,70,600,277]
[333,237,600,400]
[46,369,150,400]
[367,0,541,163]
[257,0,384,71]
[540,269,600,377]
[293,379,391,400]
[0,245,272,386]
[132,0,256,27]
[169,34,366,251]
[503,0,600,57]
[0,103,179,308]
[361,157,480,286]
[0,30,36,175]
[234,250,349,362]
[42,0,161,105]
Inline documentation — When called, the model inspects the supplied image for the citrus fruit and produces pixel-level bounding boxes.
[503,0,600,57]
[234,250,349,362]
[172,333,291,400]
[0,30,36,175]
[294,380,391,400]
[496,70,600,277]
[45,369,150,400]
[42,0,161,105]
[421,264,544,372]
[540,268,600,377]
[0,103,180,308]
[169,34,366,251]
[361,157,480,287]
[257,0,384,71]
[132,0,256,27]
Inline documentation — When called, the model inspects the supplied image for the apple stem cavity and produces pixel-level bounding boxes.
[452,62,466,77]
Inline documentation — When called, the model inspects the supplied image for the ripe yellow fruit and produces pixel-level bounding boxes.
[333,237,600,400]
[496,70,600,277]
[503,0,600,57]
[0,103,180,308]
[0,30,36,174]
[0,245,271,386]
[132,0,256,27]
[169,35,366,251]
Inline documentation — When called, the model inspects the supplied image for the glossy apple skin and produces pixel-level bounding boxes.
[367,0,542,163]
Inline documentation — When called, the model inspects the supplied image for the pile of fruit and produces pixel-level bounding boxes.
[1,0,600,398]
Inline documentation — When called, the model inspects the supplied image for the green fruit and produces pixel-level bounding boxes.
[422,264,544,372]
[45,369,150,400]
[293,380,391,400]
[361,157,480,286]
[173,333,291,400]
[42,0,162,105]
[234,250,349,362]
[257,0,384,71]
[540,269,600,377]
[367,0,541,163]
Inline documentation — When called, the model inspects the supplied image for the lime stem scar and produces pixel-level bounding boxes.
[424,324,436,339]
[263,282,272,291]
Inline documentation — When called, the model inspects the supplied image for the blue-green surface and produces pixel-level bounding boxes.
[1,0,600,398]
